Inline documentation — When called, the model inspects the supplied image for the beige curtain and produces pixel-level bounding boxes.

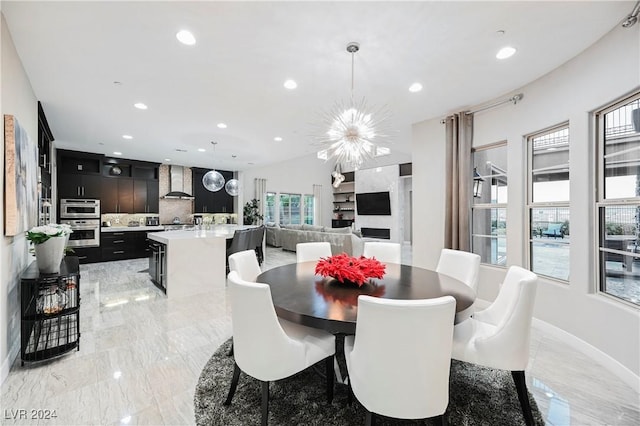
[313,184,323,225]
[444,112,473,251]
[254,178,267,225]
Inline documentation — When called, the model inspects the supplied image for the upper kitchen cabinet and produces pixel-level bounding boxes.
[57,149,104,199]
[37,102,53,203]
[102,158,159,213]
[58,173,102,199]
[134,179,159,213]
[57,149,102,175]
[192,168,235,213]
[101,177,134,213]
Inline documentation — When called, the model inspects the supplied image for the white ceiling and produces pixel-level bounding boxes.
[2,1,633,171]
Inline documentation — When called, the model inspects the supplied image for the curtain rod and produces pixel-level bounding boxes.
[440,93,524,123]
[465,93,524,115]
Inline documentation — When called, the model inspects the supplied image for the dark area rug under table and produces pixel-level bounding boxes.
[194,339,545,425]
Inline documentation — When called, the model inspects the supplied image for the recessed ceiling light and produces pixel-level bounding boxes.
[113,151,122,156]
[409,83,423,93]
[122,135,133,140]
[134,103,148,110]
[496,46,516,59]
[197,148,206,152]
[283,79,297,90]
[176,30,196,46]
[164,158,171,162]
[217,123,227,129]
[274,136,283,142]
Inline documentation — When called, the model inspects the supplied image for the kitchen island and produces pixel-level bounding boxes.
[147,225,256,298]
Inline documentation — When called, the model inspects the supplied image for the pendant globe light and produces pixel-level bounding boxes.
[225,178,239,196]
[202,141,225,192]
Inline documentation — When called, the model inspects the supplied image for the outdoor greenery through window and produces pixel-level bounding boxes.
[279,193,302,225]
[264,192,276,223]
[596,92,640,306]
[303,194,314,225]
[528,124,570,281]
[471,142,507,266]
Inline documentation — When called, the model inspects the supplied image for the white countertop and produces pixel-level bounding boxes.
[102,225,165,232]
[147,224,256,243]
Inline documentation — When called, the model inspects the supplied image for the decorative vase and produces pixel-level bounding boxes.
[34,236,66,274]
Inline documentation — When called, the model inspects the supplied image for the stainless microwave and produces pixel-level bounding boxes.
[60,199,100,219]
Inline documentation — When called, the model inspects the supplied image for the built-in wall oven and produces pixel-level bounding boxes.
[60,199,101,219]
[60,199,100,248]
[60,219,101,248]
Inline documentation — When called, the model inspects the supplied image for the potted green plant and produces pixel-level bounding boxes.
[243,198,264,225]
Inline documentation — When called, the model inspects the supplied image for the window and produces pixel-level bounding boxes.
[527,124,570,281]
[471,142,508,266]
[264,192,276,223]
[596,92,640,306]
[279,193,302,225]
[303,194,314,225]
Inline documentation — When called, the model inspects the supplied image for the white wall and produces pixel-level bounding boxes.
[412,23,640,381]
[240,150,411,229]
[1,12,39,383]
[240,153,336,228]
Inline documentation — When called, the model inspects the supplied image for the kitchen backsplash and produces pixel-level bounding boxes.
[159,164,193,224]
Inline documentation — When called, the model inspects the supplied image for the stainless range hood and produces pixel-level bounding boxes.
[162,165,194,199]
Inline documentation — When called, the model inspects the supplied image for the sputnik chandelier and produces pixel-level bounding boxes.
[317,42,390,171]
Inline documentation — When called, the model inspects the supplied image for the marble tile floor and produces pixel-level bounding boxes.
[1,245,638,425]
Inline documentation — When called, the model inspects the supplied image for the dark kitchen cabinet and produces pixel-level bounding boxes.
[134,179,159,213]
[101,231,150,261]
[101,178,134,213]
[192,168,234,213]
[71,247,101,264]
[58,150,102,175]
[57,150,104,201]
[58,173,102,199]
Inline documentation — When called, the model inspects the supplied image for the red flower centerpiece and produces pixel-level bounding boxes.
[315,253,386,287]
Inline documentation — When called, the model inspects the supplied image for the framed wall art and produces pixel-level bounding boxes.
[4,114,38,236]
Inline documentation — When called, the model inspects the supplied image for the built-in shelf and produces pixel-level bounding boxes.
[332,174,355,227]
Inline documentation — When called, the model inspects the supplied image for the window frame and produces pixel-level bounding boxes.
[595,91,640,307]
[471,141,508,267]
[278,193,302,225]
[526,122,571,283]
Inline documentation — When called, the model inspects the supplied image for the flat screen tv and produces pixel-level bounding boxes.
[356,191,391,215]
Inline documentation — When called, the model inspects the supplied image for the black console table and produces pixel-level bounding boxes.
[20,256,81,365]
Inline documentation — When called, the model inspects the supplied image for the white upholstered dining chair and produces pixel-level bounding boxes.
[362,242,402,264]
[451,265,538,426]
[224,271,336,425]
[296,242,332,263]
[436,248,481,291]
[345,295,456,426]
[228,249,262,282]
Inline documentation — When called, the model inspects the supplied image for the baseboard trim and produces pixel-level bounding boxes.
[532,318,640,393]
[1,341,19,386]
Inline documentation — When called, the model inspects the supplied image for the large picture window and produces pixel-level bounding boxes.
[596,92,640,306]
[279,193,302,225]
[471,142,507,266]
[527,124,570,282]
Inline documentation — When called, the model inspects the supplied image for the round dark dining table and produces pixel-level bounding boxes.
[257,261,476,335]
